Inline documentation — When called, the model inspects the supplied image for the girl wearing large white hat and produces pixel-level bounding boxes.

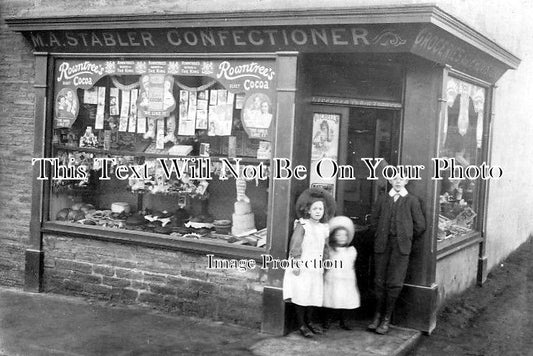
[323,216,361,330]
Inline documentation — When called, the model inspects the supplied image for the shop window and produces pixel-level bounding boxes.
[47,58,276,249]
[437,77,486,243]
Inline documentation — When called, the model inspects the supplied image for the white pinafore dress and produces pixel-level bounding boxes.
[282,220,329,306]
[323,246,360,309]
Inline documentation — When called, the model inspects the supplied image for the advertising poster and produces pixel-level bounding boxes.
[109,88,120,116]
[54,87,79,128]
[128,89,138,133]
[309,112,340,195]
[53,58,277,139]
[241,93,273,140]
[138,74,176,119]
[119,90,130,132]
[94,87,106,130]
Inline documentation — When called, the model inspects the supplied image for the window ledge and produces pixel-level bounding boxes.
[42,221,267,261]
[436,230,482,260]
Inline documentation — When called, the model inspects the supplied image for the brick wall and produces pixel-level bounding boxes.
[0,1,36,287]
[43,234,267,328]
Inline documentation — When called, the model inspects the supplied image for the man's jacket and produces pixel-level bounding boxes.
[370,193,426,255]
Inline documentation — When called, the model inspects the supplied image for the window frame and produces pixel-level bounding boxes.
[40,52,280,260]
[436,67,493,255]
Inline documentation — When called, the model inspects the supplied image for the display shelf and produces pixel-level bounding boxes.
[42,221,267,261]
[53,144,270,165]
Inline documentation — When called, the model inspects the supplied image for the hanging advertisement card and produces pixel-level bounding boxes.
[178,117,196,136]
[209,89,218,105]
[207,105,216,136]
[208,105,231,136]
[178,91,196,136]
[137,112,147,134]
[198,90,208,102]
[83,87,98,105]
[197,94,208,110]
[128,89,138,133]
[187,91,198,125]
[196,109,208,129]
[119,90,130,132]
[225,92,235,129]
[54,87,79,128]
[156,119,165,149]
[217,90,227,106]
[235,93,245,109]
[95,87,106,130]
[179,90,189,123]
[189,91,198,108]
[109,88,120,116]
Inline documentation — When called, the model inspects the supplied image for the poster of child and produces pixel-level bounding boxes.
[311,113,339,160]
[241,93,273,138]
[55,87,79,128]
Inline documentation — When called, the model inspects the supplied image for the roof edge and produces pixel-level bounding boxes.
[5,4,520,69]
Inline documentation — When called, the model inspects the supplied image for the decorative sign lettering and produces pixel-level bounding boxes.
[411,26,505,83]
[26,24,507,83]
[26,25,413,54]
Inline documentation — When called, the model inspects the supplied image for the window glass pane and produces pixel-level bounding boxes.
[49,59,276,248]
[438,77,485,242]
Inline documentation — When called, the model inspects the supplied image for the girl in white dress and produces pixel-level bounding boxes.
[323,216,360,330]
[283,188,335,338]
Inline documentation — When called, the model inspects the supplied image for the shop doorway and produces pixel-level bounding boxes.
[311,104,401,316]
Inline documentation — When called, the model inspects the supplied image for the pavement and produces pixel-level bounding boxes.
[0,287,420,356]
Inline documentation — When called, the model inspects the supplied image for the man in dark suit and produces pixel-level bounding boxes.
[367,177,426,334]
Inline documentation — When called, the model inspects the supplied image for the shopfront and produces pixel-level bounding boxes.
[7,5,519,335]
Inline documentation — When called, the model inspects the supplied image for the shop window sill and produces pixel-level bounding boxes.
[42,221,267,261]
[436,230,483,260]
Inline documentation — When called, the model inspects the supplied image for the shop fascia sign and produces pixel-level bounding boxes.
[26,25,414,53]
[410,25,505,83]
[27,24,504,82]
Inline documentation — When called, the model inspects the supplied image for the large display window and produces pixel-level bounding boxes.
[45,57,276,249]
[437,76,486,244]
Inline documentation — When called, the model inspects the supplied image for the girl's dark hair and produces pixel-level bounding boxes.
[295,187,335,222]
[299,197,327,223]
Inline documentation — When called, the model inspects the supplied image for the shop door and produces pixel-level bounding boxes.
[344,106,399,316]
[311,105,400,316]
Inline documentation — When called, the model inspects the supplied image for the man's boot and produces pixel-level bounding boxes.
[376,289,399,334]
[369,286,385,330]
[375,315,391,334]
[367,312,381,330]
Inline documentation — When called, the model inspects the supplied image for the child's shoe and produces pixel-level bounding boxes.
[307,322,324,335]
[339,321,352,330]
[299,325,313,338]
